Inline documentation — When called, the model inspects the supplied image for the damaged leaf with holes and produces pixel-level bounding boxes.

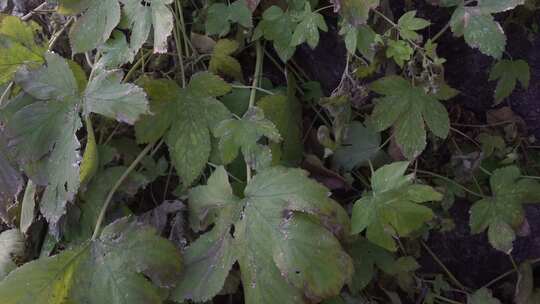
[172,166,352,303]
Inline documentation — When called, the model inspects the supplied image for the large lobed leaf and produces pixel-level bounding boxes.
[173,166,353,303]
[0,217,182,304]
[4,52,149,230]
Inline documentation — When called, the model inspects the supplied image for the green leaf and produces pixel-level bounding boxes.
[291,3,328,49]
[254,6,296,61]
[469,166,540,252]
[347,237,394,293]
[386,40,413,67]
[79,116,99,185]
[351,162,441,251]
[214,106,281,166]
[166,72,231,185]
[0,229,24,280]
[206,0,252,36]
[489,59,530,104]
[0,132,23,224]
[68,0,121,53]
[477,133,505,157]
[134,77,179,144]
[96,31,135,69]
[369,76,450,158]
[173,166,352,303]
[0,217,182,304]
[83,70,149,124]
[468,288,501,304]
[19,180,36,234]
[120,0,174,53]
[397,11,431,41]
[450,6,506,59]
[258,74,303,166]
[476,0,525,14]
[209,39,243,80]
[333,122,380,171]
[340,0,379,26]
[0,16,46,85]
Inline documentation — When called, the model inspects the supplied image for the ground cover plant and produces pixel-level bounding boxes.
[0,0,540,303]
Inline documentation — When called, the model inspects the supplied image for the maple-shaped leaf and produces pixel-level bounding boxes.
[120,0,174,53]
[0,217,182,304]
[167,73,231,185]
[214,106,281,168]
[469,166,540,253]
[369,75,450,158]
[6,52,149,230]
[450,5,506,58]
[489,59,530,104]
[209,39,243,80]
[67,0,121,53]
[0,16,46,85]
[83,70,149,124]
[290,3,328,49]
[397,10,431,41]
[351,162,441,251]
[253,6,296,61]
[173,166,352,303]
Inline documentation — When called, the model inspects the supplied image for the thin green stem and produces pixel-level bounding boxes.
[482,257,540,289]
[415,169,485,198]
[91,142,154,240]
[48,17,74,51]
[232,84,274,95]
[0,81,13,107]
[421,241,470,292]
[248,41,263,108]
[124,50,152,83]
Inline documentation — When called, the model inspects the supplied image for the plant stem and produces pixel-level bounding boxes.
[231,85,274,95]
[48,17,74,51]
[421,241,470,292]
[249,41,263,108]
[415,169,485,198]
[0,81,13,106]
[91,142,154,240]
[482,257,540,289]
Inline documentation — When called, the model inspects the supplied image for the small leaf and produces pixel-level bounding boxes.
[351,162,441,251]
[339,0,379,26]
[209,39,243,80]
[386,40,413,67]
[469,166,540,252]
[215,107,281,165]
[397,11,431,40]
[489,59,530,104]
[450,6,506,59]
[291,3,328,49]
[19,180,36,234]
[332,122,381,171]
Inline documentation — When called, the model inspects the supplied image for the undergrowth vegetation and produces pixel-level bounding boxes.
[0,0,540,303]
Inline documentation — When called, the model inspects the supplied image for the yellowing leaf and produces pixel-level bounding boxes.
[209,39,243,81]
[0,16,46,85]
[0,217,182,304]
